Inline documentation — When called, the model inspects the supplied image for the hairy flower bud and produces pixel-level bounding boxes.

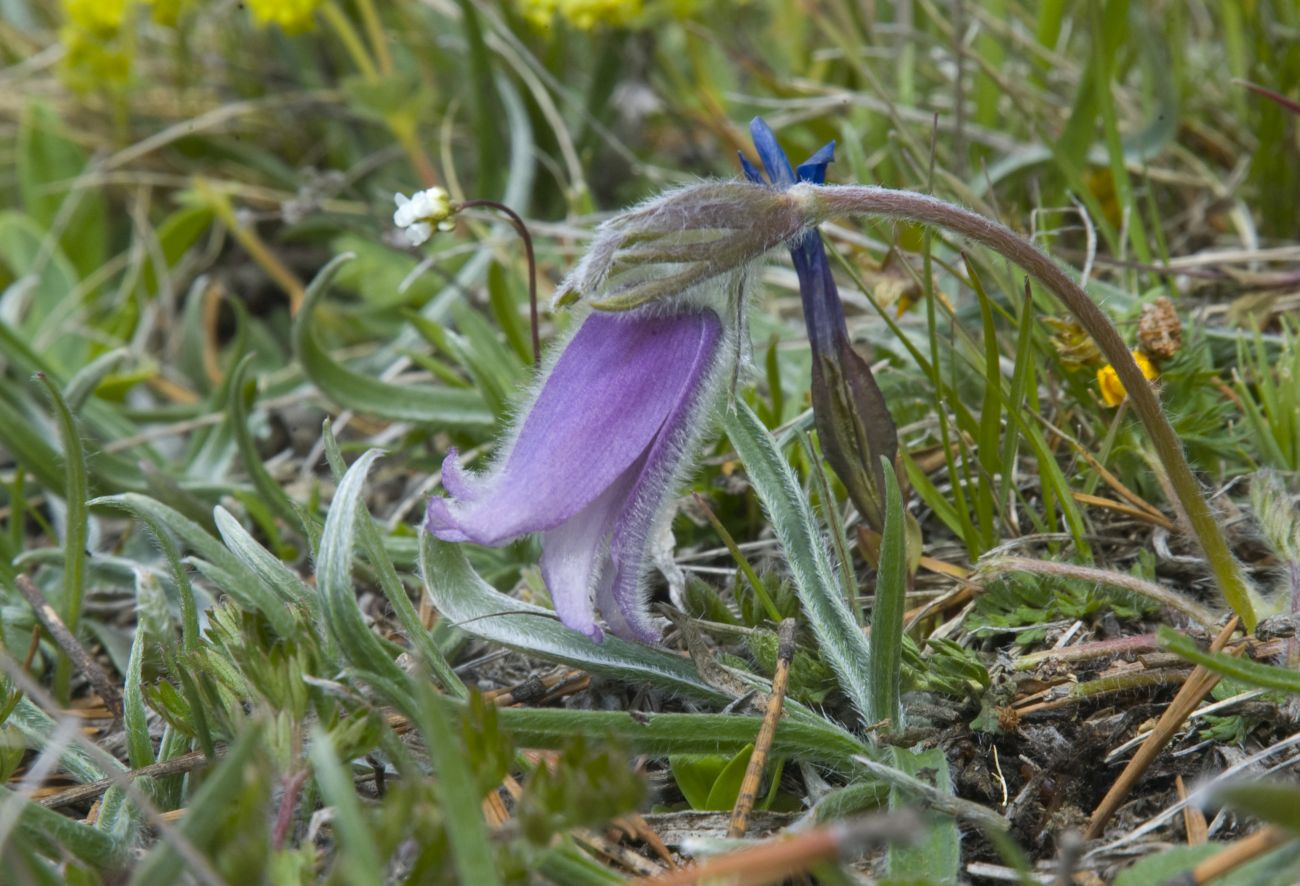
[555,181,814,312]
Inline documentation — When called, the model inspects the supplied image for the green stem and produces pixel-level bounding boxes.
[354,0,393,75]
[811,184,1257,629]
[320,1,379,80]
[692,494,783,624]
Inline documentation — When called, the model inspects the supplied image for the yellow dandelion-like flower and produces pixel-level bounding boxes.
[1096,350,1158,407]
[245,0,322,33]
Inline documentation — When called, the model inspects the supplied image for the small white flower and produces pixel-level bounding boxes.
[402,221,434,247]
[392,187,455,247]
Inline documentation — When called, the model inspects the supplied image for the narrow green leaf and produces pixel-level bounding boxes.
[90,493,295,638]
[969,257,1002,549]
[16,101,107,278]
[886,746,961,885]
[420,534,727,703]
[1113,843,1300,886]
[63,348,130,413]
[351,496,463,697]
[868,458,907,730]
[1218,783,1300,834]
[723,400,872,723]
[0,212,80,346]
[704,743,755,810]
[212,507,321,624]
[292,254,493,427]
[800,432,860,626]
[669,754,729,810]
[1158,626,1300,693]
[0,787,126,869]
[405,680,500,885]
[122,610,154,770]
[9,697,117,784]
[493,705,868,765]
[317,449,407,686]
[0,389,66,496]
[135,203,214,302]
[34,372,90,702]
[130,722,265,886]
[454,0,502,198]
[226,354,315,536]
[307,728,387,884]
[35,375,88,633]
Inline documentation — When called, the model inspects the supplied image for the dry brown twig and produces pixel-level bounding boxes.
[628,809,923,886]
[728,617,796,839]
[1086,617,1240,839]
[15,574,123,722]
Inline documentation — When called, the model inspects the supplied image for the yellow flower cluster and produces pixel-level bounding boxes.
[60,0,135,91]
[64,0,131,32]
[245,0,323,33]
[1096,350,1158,407]
[59,0,192,91]
[518,0,643,30]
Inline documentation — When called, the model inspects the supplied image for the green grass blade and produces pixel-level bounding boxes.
[868,459,907,730]
[122,612,154,771]
[307,727,388,884]
[491,704,869,766]
[226,354,316,537]
[405,680,500,885]
[129,722,264,886]
[293,254,493,427]
[34,373,89,701]
[1158,626,1300,693]
[212,506,321,624]
[0,786,126,869]
[353,499,464,697]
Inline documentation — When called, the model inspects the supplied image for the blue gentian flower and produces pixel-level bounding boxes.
[740,118,898,530]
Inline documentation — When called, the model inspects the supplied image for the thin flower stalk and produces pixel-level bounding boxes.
[803,183,1257,629]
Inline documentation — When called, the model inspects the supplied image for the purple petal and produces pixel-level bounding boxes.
[597,310,724,642]
[539,459,642,642]
[439,448,476,500]
[426,310,719,547]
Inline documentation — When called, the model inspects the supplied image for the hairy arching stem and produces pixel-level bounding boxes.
[809,184,1256,629]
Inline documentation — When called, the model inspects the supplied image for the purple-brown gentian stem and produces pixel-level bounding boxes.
[807,184,1256,629]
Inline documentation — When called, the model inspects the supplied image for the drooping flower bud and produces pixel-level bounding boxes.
[554,181,815,312]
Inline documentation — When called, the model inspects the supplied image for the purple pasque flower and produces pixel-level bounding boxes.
[740,118,898,531]
[426,307,726,643]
